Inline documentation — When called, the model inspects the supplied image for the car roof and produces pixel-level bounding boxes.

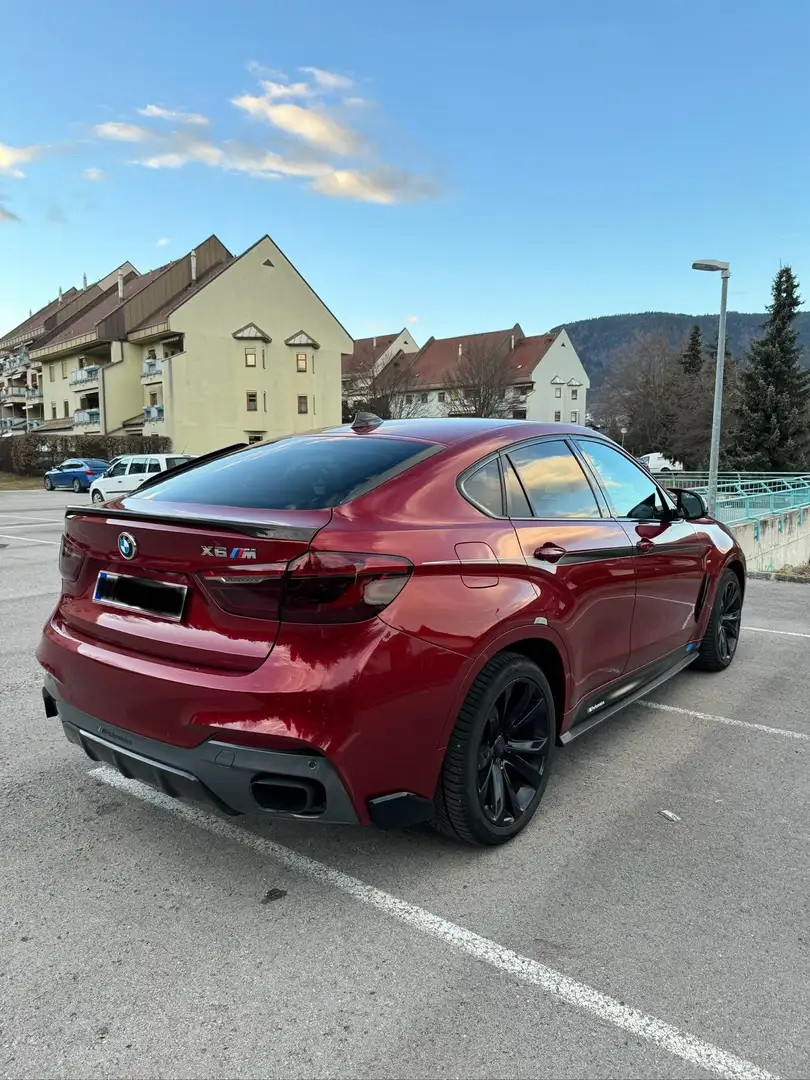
[319,417,603,451]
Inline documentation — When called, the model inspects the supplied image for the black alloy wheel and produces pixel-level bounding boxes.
[694,568,743,672]
[434,652,555,846]
[477,678,550,828]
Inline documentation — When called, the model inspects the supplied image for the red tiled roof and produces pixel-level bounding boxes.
[0,288,80,349]
[409,326,559,389]
[38,265,174,350]
[128,259,234,333]
[342,333,400,377]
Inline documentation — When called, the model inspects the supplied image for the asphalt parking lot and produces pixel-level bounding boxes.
[1,489,808,1080]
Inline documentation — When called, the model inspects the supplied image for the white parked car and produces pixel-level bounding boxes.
[637,452,682,474]
[89,453,194,503]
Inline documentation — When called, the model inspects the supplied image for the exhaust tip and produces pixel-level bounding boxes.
[250,774,326,816]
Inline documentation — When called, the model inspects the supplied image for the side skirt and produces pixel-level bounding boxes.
[560,648,696,745]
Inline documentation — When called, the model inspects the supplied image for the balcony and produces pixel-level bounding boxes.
[25,386,43,402]
[69,365,100,389]
[0,351,30,376]
[141,359,164,382]
[74,408,101,431]
[0,386,27,404]
[143,404,164,422]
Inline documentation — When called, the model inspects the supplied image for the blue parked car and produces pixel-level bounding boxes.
[43,458,110,493]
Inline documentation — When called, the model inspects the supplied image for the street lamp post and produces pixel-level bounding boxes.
[691,259,730,516]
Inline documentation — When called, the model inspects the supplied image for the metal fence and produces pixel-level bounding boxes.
[653,471,810,524]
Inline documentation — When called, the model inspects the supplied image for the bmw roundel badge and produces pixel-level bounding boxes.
[117,532,137,560]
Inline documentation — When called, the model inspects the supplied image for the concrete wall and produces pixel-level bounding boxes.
[733,507,810,571]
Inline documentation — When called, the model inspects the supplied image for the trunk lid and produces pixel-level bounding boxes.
[59,502,330,672]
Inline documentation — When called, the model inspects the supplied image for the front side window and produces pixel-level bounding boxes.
[109,460,129,477]
[508,440,601,519]
[577,440,666,521]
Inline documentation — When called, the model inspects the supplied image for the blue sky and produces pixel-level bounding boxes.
[1,0,808,340]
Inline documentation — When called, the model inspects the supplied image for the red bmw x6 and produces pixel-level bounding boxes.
[38,417,745,846]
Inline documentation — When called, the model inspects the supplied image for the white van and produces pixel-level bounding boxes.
[637,452,682,474]
[89,453,193,503]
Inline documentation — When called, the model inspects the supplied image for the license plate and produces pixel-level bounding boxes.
[93,571,187,621]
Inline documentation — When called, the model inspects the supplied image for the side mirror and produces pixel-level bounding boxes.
[668,488,708,521]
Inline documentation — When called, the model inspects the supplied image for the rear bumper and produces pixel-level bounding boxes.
[45,682,359,824]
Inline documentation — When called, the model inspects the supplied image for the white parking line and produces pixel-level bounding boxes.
[0,521,63,529]
[0,533,59,545]
[94,765,776,1080]
[744,626,810,639]
[641,700,809,741]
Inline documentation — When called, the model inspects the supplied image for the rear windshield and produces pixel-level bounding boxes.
[166,456,192,469]
[134,436,437,510]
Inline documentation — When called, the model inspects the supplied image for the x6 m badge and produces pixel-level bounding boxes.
[201,545,257,559]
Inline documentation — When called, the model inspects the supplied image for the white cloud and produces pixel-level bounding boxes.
[156,237,170,247]
[0,141,44,178]
[0,200,20,223]
[299,67,353,91]
[232,95,360,155]
[82,167,104,181]
[406,315,419,324]
[94,122,151,142]
[138,104,209,126]
[260,80,313,101]
[343,96,371,108]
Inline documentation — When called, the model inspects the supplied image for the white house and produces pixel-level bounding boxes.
[399,325,589,422]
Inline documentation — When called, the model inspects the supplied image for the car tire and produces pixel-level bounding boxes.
[72,479,82,493]
[44,476,53,491]
[433,651,555,846]
[91,490,104,504]
[693,569,743,672]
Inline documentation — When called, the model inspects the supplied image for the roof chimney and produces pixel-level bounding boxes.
[372,336,377,349]
[58,287,63,305]
[117,269,124,300]
[83,272,88,290]
[190,249,197,283]
[458,342,462,357]
[511,333,515,351]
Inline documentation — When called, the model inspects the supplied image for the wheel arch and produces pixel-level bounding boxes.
[726,558,746,598]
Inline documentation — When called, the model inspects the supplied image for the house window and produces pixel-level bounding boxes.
[512,408,527,420]
[246,391,258,412]
[247,434,264,444]
[438,391,445,403]
[554,386,562,398]
[245,350,257,368]
[570,410,579,424]
[298,395,308,415]
[149,392,158,407]
[296,353,307,373]
[554,410,561,422]
[51,403,57,420]
[61,361,67,379]
[63,400,69,418]
[49,365,55,383]
[571,388,578,401]
[147,349,157,360]
[420,393,428,403]
[405,394,413,405]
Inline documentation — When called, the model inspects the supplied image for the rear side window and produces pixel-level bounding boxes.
[508,440,601,519]
[166,456,191,470]
[136,437,439,510]
[462,458,503,516]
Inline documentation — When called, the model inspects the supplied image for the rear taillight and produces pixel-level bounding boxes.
[59,535,84,582]
[198,551,412,624]
[84,470,94,476]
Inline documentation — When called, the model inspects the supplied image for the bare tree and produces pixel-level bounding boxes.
[443,336,522,418]
[342,345,421,421]
[598,331,680,456]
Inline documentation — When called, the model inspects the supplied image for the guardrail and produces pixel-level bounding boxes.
[653,471,810,525]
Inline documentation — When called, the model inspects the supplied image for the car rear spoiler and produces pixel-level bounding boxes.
[62,504,324,542]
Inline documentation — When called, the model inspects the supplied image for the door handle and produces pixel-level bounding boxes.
[534,543,566,563]
[636,538,655,554]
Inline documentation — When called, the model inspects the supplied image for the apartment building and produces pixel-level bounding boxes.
[11,233,351,454]
[341,324,589,423]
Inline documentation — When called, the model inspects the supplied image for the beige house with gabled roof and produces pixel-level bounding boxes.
[21,233,351,454]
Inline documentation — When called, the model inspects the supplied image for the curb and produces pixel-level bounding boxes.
[748,571,810,585]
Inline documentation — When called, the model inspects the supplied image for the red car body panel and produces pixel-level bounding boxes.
[37,419,746,827]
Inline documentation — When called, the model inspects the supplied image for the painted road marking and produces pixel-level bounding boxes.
[0,521,63,529]
[641,700,809,741]
[94,765,776,1080]
[744,626,810,639]
[0,533,60,545]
